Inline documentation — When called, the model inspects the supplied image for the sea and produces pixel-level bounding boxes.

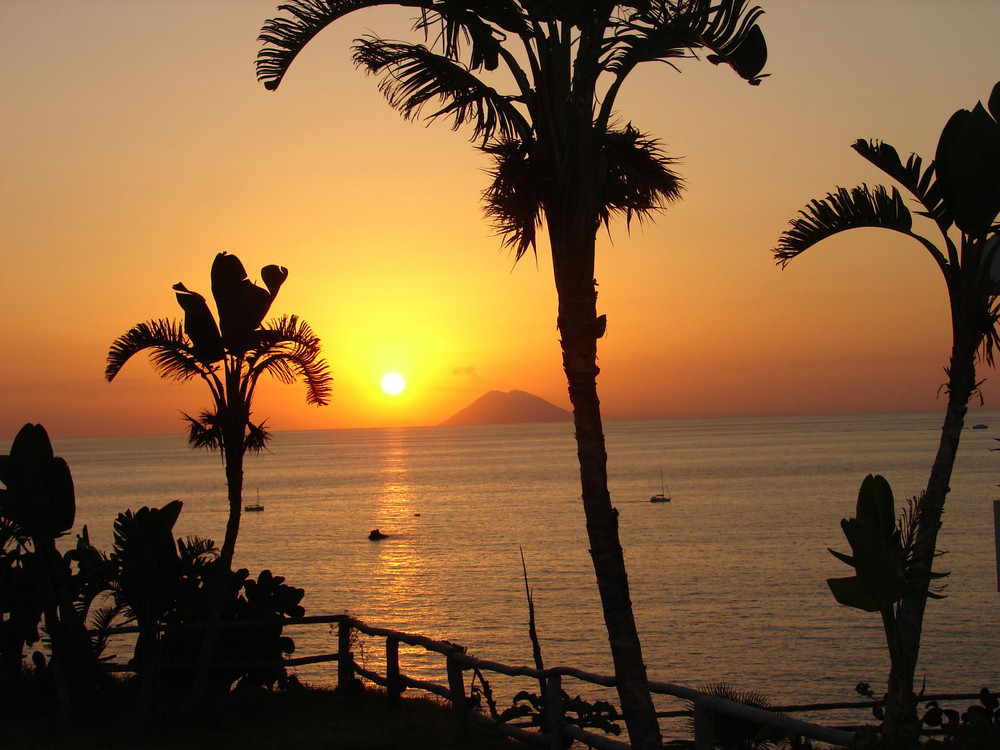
[12,412,1000,730]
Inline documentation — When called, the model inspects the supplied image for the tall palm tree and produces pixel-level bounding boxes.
[106,252,332,573]
[257,3,767,746]
[774,82,1000,739]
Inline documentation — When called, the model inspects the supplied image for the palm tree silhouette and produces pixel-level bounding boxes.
[774,82,1000,738]
[106,252,332,573]
[257,4,767,746]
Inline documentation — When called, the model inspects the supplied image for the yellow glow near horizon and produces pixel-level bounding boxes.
[381,373,406,396]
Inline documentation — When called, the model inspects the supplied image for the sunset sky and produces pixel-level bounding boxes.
[2,1,999,439]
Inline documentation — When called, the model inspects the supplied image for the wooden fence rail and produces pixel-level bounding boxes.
[97,613,877,749]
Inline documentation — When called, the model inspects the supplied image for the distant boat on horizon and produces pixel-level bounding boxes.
[244,488,264,512]
[650,471,671,503]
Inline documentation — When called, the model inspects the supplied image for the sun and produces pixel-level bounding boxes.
[381,372,406,396]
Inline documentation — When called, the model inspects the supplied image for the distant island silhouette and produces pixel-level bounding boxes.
[440,390,572,426]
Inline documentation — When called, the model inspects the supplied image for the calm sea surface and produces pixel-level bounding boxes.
[15,412,1000,724]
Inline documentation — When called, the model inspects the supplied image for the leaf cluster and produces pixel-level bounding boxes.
[775,82,1000,366]
[107,254,332,465]
[686,682,790,750]
[497,687,622,739]
[922,689,1000,750]
[827,476,949,615]
[854,684,1000,749]
[257,1,767,257]
[71,500,306,695]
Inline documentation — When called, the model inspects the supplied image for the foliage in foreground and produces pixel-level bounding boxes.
[470,549,622,745]
[71,499,306,705]
[826,475,948,691]
[685,682,790,750]
[775,80,1000,739]
[1,423,307,720]
[855,684,1000,749]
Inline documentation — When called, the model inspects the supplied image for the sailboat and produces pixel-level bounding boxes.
[244,488,264,512]
[650,471,671,503]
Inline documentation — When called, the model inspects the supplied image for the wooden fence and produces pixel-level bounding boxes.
[101,613,877,749]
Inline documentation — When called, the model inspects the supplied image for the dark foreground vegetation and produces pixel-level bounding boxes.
[5,680,520,750]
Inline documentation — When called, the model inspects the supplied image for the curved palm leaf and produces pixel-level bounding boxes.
[775,185,916,266]
[248,315,333,406]
[257,0,432,90]
[176,535,217,567]
[105,319,215,384]
[87,602,128,661]
[851,139,952,235]
[607,0,766,82]
[353,36,527,142]
[414,3,527,69]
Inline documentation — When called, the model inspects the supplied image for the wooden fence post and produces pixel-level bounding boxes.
[446,653,468,740]
[545,672,564,750]
[386,636,401,710]
[693,697,714,750]
[994,499,999,593]
[337,619,355,692]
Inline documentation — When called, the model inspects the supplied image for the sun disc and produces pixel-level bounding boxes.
[381,373,405,395]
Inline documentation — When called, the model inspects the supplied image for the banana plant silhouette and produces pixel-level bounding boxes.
[775,82,1000,739]
[106,252,332,573]
[257,5,766,746]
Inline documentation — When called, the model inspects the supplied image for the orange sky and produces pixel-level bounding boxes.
[2,1,999,439]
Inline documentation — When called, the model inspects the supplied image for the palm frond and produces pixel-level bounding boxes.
[775,185,913,267]
[245,420,272,455]
[257,0,430,90]
[88,602,127,662]
[250,315,333,406]
[106,319,211,383]
[352,36,526,143]
[177,536,219,565]
[608,0,766,84]
[977,295,1000,367]
[0,515,30,551]
[598,124,683,229]
[481,137,547,261]
[182,410,223,452]
[697,0,767,83]
[852,139,951,234]
[415,3,528,69]
[899,493,950,600]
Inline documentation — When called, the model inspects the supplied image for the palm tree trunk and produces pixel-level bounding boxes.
[218,436,244,573]
[883,335,977,738]
[552,229,662,749]
[191,419,245,700]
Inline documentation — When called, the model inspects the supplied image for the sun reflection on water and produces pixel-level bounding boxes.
[370,435,424,611]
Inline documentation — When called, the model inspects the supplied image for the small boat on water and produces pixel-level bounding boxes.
[650,471,671,503]
[973,424,988,430]
[244,489,264,512]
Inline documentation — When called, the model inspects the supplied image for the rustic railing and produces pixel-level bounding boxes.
[97,613,880,749]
